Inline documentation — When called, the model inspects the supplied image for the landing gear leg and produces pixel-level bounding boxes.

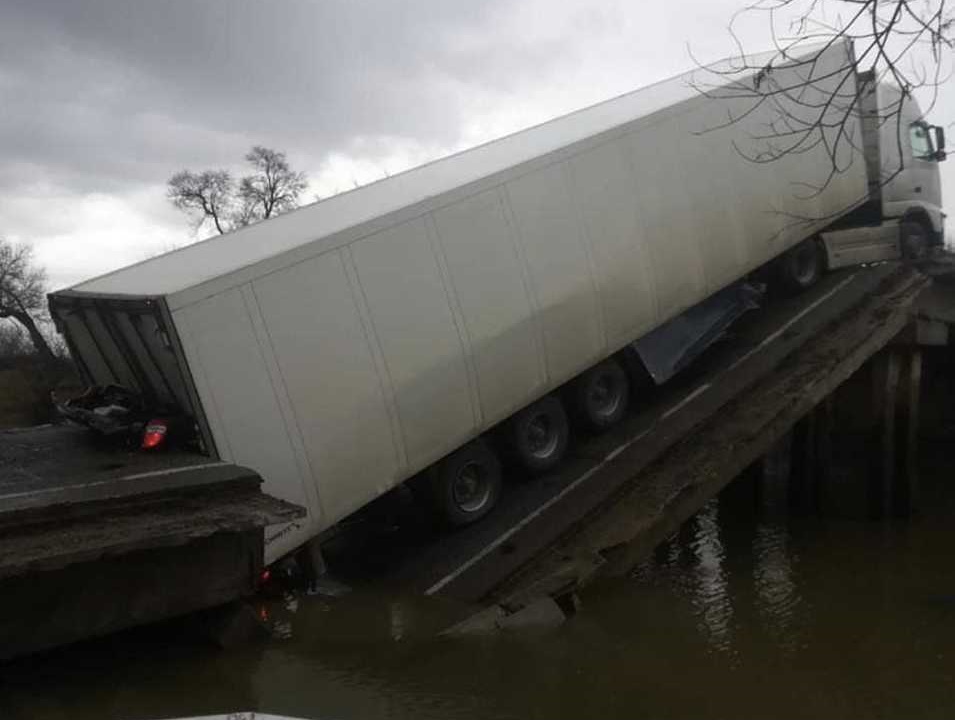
[296,537,351,598]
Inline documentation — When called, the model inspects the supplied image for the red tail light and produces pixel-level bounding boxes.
[141,419,168,450]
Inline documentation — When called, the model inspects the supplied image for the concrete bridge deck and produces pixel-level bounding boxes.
[0,426,303,659]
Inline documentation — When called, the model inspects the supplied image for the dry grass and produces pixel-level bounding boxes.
[0,362,81,429]
[0,368,46,428]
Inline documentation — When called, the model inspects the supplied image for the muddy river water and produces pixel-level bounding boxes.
[3,443,954,720]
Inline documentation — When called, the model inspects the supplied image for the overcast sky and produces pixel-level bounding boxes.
[2,0,954,290]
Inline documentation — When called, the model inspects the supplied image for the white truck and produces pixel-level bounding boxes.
[49,39,945,564]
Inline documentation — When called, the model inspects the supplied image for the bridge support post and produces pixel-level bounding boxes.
[892,349,922,516]
[868,351,901,518]
[789,413,814,512]
[789,397,833,514]
[814,396,834,512]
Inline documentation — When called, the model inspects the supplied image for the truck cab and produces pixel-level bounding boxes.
[879,81,946,244]
[822,76,946,268]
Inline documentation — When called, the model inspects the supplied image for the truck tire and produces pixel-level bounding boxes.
[569,359,630,432]
[506,395,569,474]
[429,439,502,527]
[900,220,929,260]
[775,238,823,294]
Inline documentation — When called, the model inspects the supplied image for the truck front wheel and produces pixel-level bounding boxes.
[429,439,502,527]
[775,238,823,294]
[900,220,930,259]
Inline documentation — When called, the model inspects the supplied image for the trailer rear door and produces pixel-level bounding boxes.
[48,293,212,451]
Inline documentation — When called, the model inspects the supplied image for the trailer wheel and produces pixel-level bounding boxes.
[900,220,929,260]
[506,395,569,474]
[775,238,823,293]
[430,439,502,527]
[570,359,630,432]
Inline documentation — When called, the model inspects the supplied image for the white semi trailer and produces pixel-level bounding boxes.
[50,39,945,563]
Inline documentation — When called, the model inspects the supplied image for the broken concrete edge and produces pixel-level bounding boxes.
[0,492,305,580]
[0,466,274,532]
[440,595,573,636]
[441,583,585,637]
[484,266,930,611]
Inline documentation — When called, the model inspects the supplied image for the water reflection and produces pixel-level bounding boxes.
[685,502,735,654]
[637,492,807,660]
[752,523,803,653]
[390,602,407,642]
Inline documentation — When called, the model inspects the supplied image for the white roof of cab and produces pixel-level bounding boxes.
[68,48,793,299]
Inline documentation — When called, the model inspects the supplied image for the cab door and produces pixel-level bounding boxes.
[903,121,943,209]
[881,84,944,223]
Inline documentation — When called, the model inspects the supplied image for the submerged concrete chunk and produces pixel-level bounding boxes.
[497,598,567,631]
[442,597,567,636]
[441,605,508,636]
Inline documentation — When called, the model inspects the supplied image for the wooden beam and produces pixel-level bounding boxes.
[893,349,922,516]
[813,396,834,513]
[789,412,816,512]
[868,351,901,519]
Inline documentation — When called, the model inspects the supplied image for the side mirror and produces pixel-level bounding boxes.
[934,125,946,152]
[936,150,948,162]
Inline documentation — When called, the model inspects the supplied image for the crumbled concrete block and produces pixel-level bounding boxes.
[496,597,566,631]
[440,605,507,636]
[441,597,567,636]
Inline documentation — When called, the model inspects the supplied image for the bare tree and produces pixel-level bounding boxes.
[0,323,32,360]
[167,169,235,235]
[237,146,308,225]
[692,1,952,216]
[167,147,307,235]
[0,238,55,363]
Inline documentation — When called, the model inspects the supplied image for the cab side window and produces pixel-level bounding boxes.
[909,123,935,160]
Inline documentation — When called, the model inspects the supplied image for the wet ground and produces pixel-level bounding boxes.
[3,439,953,720]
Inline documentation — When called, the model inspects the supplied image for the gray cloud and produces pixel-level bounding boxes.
[1,0,776,200]
[0,0,556,193]
[4,0,660,287]
[2,0,953,291]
